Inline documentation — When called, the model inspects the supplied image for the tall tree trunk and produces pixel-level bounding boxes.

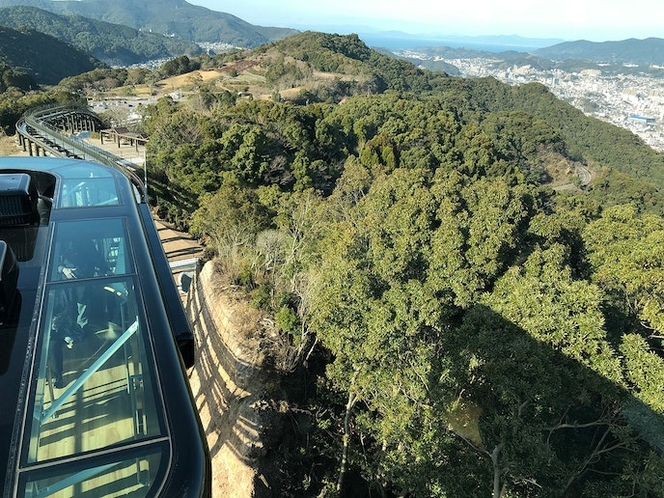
[491,444,504,498]
[337,390,357,493]
[337,371,359,494]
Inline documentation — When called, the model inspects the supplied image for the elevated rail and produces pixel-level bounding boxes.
[15,104,147,202]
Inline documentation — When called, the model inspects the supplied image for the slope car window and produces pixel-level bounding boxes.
[21,446,167,498]
[25,218,165,466]
[55,161,120,208]
[0,157,210,498]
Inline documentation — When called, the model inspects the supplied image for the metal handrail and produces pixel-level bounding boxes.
[41,319,139,422]
[16,105,147,202]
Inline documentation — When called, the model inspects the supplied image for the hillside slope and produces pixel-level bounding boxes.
[0,0,298,46]
[535,37,664,65]
[145,33,664,496]
[221,32,664,199]
[0,6,201,66]
[0,25,103,84]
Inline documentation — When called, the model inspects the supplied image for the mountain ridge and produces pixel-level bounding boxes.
[534,37,664,65]
[0,6,202,66]
[0,24,103,85]
[0,0,298,46]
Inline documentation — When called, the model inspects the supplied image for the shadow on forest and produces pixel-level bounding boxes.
[400,304,664,497]
[184,265,664,496]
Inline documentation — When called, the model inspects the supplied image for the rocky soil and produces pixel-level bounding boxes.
[185,261,280,497]
[0,134,25,156]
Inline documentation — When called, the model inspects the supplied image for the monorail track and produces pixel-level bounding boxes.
[15,104,147,202]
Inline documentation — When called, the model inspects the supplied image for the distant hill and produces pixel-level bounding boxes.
[390,53,461,76]
[390,46,558,75]
[0,6,202,66]
[0,25,103,84]
[194,31,664,200]
[0,0,298,46]
[534,37,664,65]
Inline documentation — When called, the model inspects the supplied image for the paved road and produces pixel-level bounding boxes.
[577,166,592,186]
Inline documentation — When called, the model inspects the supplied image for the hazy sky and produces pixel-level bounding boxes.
[187,0,662,42]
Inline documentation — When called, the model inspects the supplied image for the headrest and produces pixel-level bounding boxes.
[0,240,18,324]
[0,173,38,227]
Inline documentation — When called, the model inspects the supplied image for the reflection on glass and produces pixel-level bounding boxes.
[48,219,132,282]
[28,275,163,463]
[21,449,163,498]
[59,176,119,208]
[25,218,163,466]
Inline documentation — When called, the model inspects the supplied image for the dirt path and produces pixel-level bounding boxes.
[156,226,263,497]
[0,134,27,156]
[154,219,203,292]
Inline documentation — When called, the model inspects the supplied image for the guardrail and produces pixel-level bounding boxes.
[15,105,147,202]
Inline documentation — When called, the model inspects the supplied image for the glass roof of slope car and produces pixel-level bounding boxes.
[0,158,175,498]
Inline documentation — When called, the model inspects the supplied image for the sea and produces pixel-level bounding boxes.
[358,33,556,53]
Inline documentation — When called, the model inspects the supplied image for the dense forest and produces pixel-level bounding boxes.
[136,33,664,497]
[0,6,201,66]
[5,30,664,496]
[0,24,103,85]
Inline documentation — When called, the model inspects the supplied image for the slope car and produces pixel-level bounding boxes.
[0,157,210,497]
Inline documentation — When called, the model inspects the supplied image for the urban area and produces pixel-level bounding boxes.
[397,49,664,152]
